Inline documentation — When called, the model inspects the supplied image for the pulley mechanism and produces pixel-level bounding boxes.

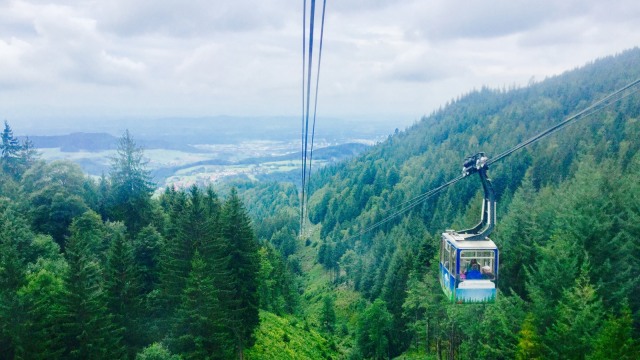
[458,152,496,240]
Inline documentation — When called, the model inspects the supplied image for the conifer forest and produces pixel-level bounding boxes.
[2,49,640,359]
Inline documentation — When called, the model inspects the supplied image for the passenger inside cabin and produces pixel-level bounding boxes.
[465,260,482,280]
[481,265,494,280]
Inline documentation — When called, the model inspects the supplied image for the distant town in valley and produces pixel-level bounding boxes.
[16,116,414,190]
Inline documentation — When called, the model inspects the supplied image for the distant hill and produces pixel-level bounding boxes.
[21,132,207,153]
[301,48,640,358]
[24,133,118,152]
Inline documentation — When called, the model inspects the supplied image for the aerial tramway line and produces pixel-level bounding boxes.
[339,78,640,304]
[295,0,640,305]
[300,0,327,237]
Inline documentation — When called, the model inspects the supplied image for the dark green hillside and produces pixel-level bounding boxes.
[2,48,640,360]
[305,48,640,358]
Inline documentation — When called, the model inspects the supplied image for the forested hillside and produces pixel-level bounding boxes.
[1,48,640,360]
[301,48,640,359]
[0,129,269,359]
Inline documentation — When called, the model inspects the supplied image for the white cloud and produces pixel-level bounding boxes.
[1,0,640,122]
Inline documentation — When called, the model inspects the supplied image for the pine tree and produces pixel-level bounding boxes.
[525,234,579,331]
[1,121,23,179]
[320,294,336,333]
[515,313,542,360]
[22,161,90,249]
[381,249,412,356]
[356,299,393,360]
[109,130,154,236]
[221,188,260,360]
[496,173,540,297]
[171,250,231,359]
[588,302,639,360]
[17,260,68,359]
[105,224,142,357]
[158,191,190,315]
[0,208,32,358]
[134,225,163,295]
[62,214,121,359]
[136,343,180,360]
[545,260,603,360]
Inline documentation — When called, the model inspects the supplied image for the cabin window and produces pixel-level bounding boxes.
[441,240,452,272]
[460,250,495,280]
[450,248,457,274]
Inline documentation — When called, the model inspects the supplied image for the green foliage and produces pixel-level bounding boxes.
[17,257,68,359]
[257,244,299,314]
[62,212,122,359]
[170,251,231,359]
[589,303,640,360]
[221,188,261,357]
[515,314,542,360]
[109,130,155,235]
[543,260,603,359]
[136,343,181,360]
[356,299,393,359]
[105,223,143,357]
[320,294,337,333]
[4,49,640,359]
[246,311,338,360]
[1,120,38,179]
[21,160,90,248]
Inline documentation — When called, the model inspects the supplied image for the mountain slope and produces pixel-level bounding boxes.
[300,48,640,359]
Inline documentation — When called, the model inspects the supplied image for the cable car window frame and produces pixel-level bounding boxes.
[460,249,496,277]
[450,247,457,275]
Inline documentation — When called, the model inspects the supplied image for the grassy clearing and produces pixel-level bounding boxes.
[246,311,339,360]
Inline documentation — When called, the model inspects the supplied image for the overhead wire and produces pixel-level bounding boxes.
[344,77,640,242]
[300,0,308,235]
[300,0,316,236]
[305,0,328,222]
[300,0,328,238]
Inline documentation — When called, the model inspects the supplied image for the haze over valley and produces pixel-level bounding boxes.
[15,116,412,189]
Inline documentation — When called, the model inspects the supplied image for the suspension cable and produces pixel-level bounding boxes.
[305,0,328,220]
[487,78,640,166]
[300,0,308,235]
[301,0,316,236]
[343,77,640,242]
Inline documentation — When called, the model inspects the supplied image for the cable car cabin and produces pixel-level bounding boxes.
[439,153,498,303]
[439,230,498,303]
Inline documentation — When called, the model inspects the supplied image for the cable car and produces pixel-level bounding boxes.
[439,153,499,303]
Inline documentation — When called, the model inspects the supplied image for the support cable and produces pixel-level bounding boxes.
[300,0,308,235]
[301,0,316,236]
[305,0,327,219]
[344,78,640,241]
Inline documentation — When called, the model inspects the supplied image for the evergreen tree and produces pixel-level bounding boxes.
[158,191,190,315]
[17,259,68,359]
[105,223,142,357]
[545,260,603,359]
[588,303,639,360]
[62,214,121,359]
[134,225,163,295]
[109,130,154,236]
[1,121,24,179]
[515,313,542,360]
[381,249,412,356]
[525,234,579,331]
[221,188,260,360]
[21,160,90,249]
[320,294,336,333]
[0,208,32,358]
[171,250,231,359]
[356,299,393,360]
[496,173,540,297]
[136,343,181,360]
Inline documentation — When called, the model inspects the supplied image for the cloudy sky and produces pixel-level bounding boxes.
[1,0,640,125]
